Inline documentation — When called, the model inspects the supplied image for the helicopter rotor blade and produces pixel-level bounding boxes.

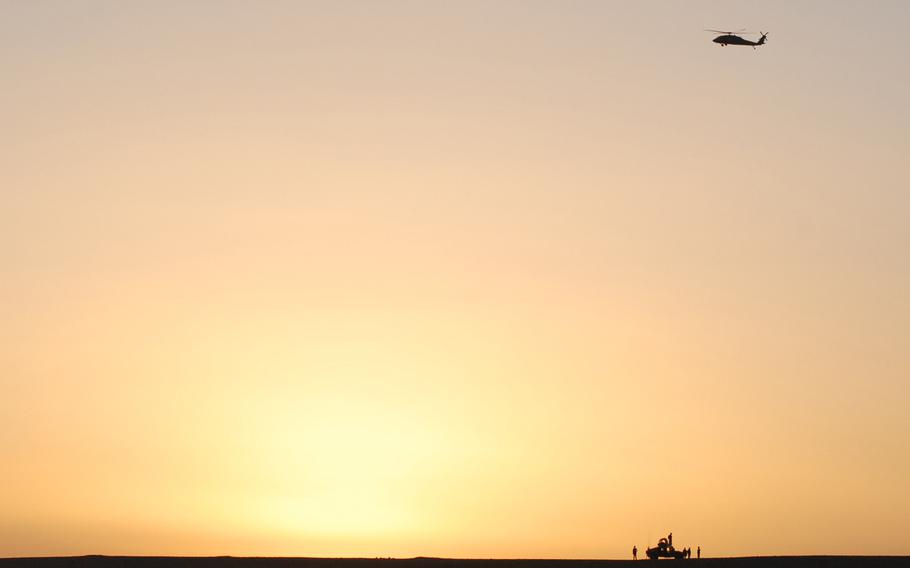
[704,28,755,35]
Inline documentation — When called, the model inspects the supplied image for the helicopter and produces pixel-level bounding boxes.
[706,29,768,48]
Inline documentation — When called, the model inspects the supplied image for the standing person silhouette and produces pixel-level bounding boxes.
[633,546,637,560]
[697,546,701,559]
[668,533,673,547]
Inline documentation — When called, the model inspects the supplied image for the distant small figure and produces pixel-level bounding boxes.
[633,546,637,560]
[668,532,673,547]
[697,546,701,559]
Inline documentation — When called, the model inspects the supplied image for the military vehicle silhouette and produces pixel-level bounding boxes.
[646,536,686,560]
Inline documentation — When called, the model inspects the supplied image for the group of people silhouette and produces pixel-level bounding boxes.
[675,546,696,559]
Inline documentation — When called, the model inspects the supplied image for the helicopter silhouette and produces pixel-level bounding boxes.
[706,29,769,48]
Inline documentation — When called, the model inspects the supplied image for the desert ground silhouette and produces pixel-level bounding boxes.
[2,557,908,568]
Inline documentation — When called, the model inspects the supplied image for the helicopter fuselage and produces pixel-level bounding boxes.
[713,34,763,47]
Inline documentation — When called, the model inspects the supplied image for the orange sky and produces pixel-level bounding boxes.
[2,0,909,559]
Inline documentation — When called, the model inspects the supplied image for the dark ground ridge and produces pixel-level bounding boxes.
[1,557,908,568]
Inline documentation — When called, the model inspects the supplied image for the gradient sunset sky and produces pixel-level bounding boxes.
[3,0,909,559]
